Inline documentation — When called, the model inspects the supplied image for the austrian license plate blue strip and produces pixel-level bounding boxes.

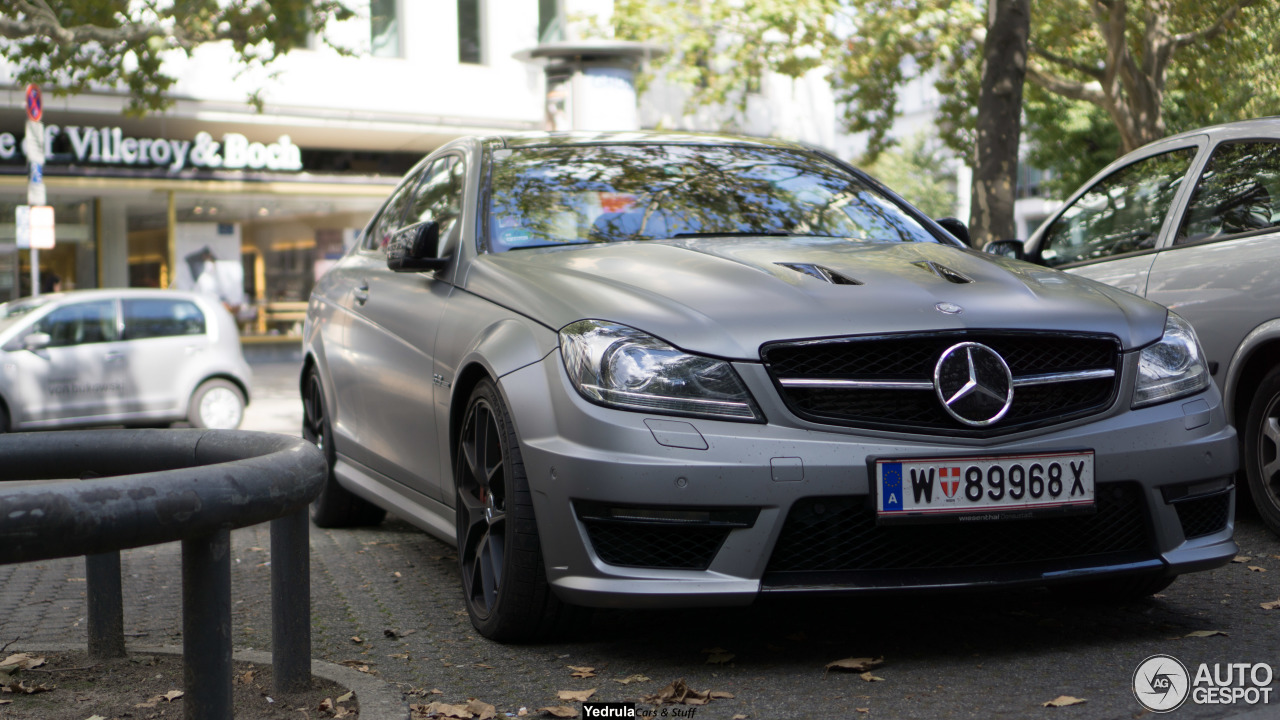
[876,450,1095,523]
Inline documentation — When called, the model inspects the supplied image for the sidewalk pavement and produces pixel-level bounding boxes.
[0,358,416,719]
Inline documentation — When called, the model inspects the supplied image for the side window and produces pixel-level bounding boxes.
[34,300,119,347]
[405,155,468,256]
[361,176,418,253]
[122,299,206,340]
[1177,141,1280,243]
[1040,148,1196,267]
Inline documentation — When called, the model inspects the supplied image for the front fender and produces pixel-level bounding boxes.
[1224,318,1280,421]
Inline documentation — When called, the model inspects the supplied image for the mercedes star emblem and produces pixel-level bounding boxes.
[934,342,1014,426]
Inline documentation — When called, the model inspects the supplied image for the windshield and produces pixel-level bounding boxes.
[0,297,50,335]
[484,144,941,252]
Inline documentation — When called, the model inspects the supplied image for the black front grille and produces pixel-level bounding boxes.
[762,331,1121,437]
[1174,490,1231,539]
[765,483,1151,578]
[583,522,730,570]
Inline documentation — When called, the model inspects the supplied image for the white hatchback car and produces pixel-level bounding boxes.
[0,289,252,431]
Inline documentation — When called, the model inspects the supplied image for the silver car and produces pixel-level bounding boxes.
[303,132,1238,641]
[985,118,1280,537]
[0,288,251,431]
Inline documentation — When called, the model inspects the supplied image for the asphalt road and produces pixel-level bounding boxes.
[4,360,1277,719]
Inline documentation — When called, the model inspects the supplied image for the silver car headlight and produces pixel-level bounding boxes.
[559,319,763,421]
[1132,312,1210,408]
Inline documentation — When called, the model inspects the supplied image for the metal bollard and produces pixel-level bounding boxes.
[182,529,233,720]
[86,551,126,659]
[271,509,312,694]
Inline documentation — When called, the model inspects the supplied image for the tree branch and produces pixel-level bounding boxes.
[1026,62,1107,106]
[1,2,179,47]
[1029,44,1105,80]
[1173,0,1258,49]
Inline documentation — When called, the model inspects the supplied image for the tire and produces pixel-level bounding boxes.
[187,379,245,429]
[303,368,386,528]
[1243,365,1280,536]
[0,403,8,432]
[455,379,580,641]
[1051,573,1177,602]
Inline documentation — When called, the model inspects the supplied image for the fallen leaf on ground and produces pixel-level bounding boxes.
[1185,630,1228,638]
[411,701,475,718]
[826,657,885,673]
[539,707,577,718]
[337,690,354,703]
[350,636,363,644]
[1043,696,1086,707]
[340,660,374,674]
[319,698,334,711]
[1233,556,1251,563]
[473,663,495,670]
[238,669,257,685]
[5,680,54,695]
[390,653,411,660]
[857,710,870,714]
[613,674,649,684]
[0,654,44,672]
[557,689,596,702]
[86,716,106,720]
[164,690,183,702]
[466,698,497,719]
[732,715,748,720]
[1261,599,1280,610]
[1248,566,1267,572]
[640,678,732,706]
[860,672,886,682]
[567,666,596,678]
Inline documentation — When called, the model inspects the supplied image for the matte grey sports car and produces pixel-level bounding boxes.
[302,132,1239,641]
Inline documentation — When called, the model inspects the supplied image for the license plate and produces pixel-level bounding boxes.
[875,450,1095,523]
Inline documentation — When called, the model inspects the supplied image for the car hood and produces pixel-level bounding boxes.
[464,238,1167,359]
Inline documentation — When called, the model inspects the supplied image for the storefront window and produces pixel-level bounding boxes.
[371,0,400,58]
[173,193,381,336]
[0,197,97,300]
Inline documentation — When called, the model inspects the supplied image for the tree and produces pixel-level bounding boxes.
[0,0,354,115]
[969,0,1028,247]
[612,0,1280,224]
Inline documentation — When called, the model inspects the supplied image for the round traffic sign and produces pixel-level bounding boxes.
[25,84,42,122]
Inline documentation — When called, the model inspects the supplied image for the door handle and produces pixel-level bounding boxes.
[354,281,370,305]
[103,351,124,363]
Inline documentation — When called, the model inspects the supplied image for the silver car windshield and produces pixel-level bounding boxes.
[485,144,940,252]
[0,297,51,335]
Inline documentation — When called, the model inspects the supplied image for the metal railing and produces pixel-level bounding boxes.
[0,429,326,720]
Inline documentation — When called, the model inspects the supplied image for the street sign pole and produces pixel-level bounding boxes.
[24,84,45,297]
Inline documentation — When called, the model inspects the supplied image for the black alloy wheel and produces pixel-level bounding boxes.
[455,379,575,641]
[1244,366,1280,536]
[304,367,386,528]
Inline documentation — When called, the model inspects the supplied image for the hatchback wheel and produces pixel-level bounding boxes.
[455,379,575,641]
[1244,366,1280,536]
[188,379,245,429]
[303,368,386,528]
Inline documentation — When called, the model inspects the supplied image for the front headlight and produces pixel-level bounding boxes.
[1132,312,1210,408]
[559,319,763,422]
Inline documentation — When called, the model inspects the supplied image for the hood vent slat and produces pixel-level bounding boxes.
[913,260,974,284]
[776,262,863,285]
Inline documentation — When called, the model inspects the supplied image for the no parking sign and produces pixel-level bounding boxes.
[25,84,42,122]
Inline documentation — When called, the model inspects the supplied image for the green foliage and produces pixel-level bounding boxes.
[860,133,958,218]
[613,0,1280,199]
[1,0,354,116]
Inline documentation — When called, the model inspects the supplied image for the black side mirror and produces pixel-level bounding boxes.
[386,221,448,272]
[982,239,1026,260]
[935,217,970,246]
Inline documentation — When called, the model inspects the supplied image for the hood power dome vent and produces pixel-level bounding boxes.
[913,260,974,284]
[776,262,863,285]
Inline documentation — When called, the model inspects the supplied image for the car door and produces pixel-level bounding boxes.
[7,298,128,424]
[1030,143,1203,295]
[342,153,465,501]
[318,169,420,458]
[120,296,211,413]
[1143,139,1280,391]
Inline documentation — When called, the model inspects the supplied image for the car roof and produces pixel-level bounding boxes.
[1153,116,1280,146]
[28,288,209,304]
[487,130,811,152]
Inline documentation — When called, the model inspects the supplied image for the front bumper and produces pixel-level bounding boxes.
[500,354,1238,609]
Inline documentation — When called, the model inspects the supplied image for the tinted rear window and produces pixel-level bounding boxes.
[123,299,206,340]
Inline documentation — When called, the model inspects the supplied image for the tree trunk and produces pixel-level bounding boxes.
[968,0,1030,247]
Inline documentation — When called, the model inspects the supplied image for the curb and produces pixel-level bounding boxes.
[27,643,409,720]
